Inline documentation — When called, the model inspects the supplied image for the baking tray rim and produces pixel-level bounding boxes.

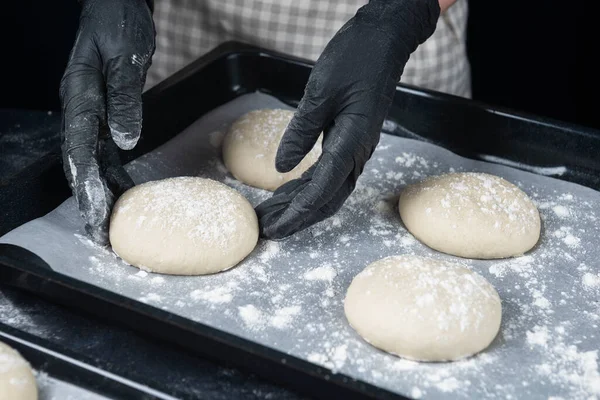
[0,320,178,400]
[2,41,600,400]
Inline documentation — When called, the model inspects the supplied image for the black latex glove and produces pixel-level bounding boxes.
[256,0,440,239]
[60,0,155,245]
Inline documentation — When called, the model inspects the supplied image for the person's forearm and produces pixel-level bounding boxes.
[439,0,457,13]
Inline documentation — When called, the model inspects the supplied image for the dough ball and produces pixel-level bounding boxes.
[222,109,322,191]
[0,341,38,400]
[344,255,502,362]
[399,172,541,259]
[109,177,259,275]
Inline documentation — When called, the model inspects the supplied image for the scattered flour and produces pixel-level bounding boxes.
[436,377,464,392]
[258,241,281,263]
[238,304,302,330]
[5,102,598,400]
[150,276,165,285]
[411,387,423,398]
[552,205,570,218]
[488,256,535,278]
[303,265,337,282]
[238,305,264,330]
[307,344,348,372]
[132,270,148,278]
[398,233,417,248]
[529,324,600,397]
[527,325,550,348]
[582,273,600,289]
[269,306,302,329]
[65,142,600,400]
[191,285,235,304]
[139,293,161,303]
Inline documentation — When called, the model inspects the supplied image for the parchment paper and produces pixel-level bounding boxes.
[37,373,110,400]
[2,92,600,399]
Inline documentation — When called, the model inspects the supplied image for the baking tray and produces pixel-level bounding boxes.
[0,322,177,399]
[1,42,599,400]
[0,242,384,400]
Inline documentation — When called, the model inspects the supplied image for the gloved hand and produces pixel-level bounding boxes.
[256,0,440,239]
[60,0,155,245]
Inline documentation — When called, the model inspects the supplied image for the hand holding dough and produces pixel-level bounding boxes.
[222,109,322,191]
[109,177,258,275]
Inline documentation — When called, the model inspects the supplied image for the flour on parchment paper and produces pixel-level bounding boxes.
[68,139,599,399]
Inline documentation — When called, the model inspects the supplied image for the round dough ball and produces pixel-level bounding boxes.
[109,177,259,275]
[222,108,322,191]
[399,172,541,259]
[0,341,38,400]
[344,255,502,362]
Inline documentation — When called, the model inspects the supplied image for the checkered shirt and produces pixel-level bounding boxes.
[145,0,471,98]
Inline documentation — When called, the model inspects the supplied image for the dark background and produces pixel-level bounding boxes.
[1,1,596,130]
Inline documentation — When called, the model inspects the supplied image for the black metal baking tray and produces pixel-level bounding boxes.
[1,41,600,400]
[0,321,177,399]
[0,243,397,400]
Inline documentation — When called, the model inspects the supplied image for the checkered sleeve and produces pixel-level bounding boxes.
[401,0,471,97]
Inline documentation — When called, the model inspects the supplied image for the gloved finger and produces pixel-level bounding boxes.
[99,133,135,198]
[294,148,350,208]
[60,32,104,188]
[259,112,373,238]
[258,148,350,239]
[60,41,113,245]
[278,111,366,214]
[258,176,356,239]
[275,94,332,173]
[104,54,149,150]
[255,169,314,227]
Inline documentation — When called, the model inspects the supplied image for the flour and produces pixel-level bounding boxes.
[527,325,550,348]
[488,256,535,278]
[111,177,244,247]
[269,306,302,329]
[258,241,281,263]
[150,276,165,285]
[3,93,600,400]
[132,270,148,278]
[411,387,424,398]
[307,344,348,373]
[398,233,417,248]
[238,305,264,330]
[552,205,570,217]
[582,273,600,289]
[436,377,464,392]
[139,293,162,303]
[191,286,235,304]
[234,300,303,331]
[303,265,337,282]
[553,226,583,249]
[395,153,431,169]
[402,172,541,238]
[0,293,35,330]
[528,324,600,397]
